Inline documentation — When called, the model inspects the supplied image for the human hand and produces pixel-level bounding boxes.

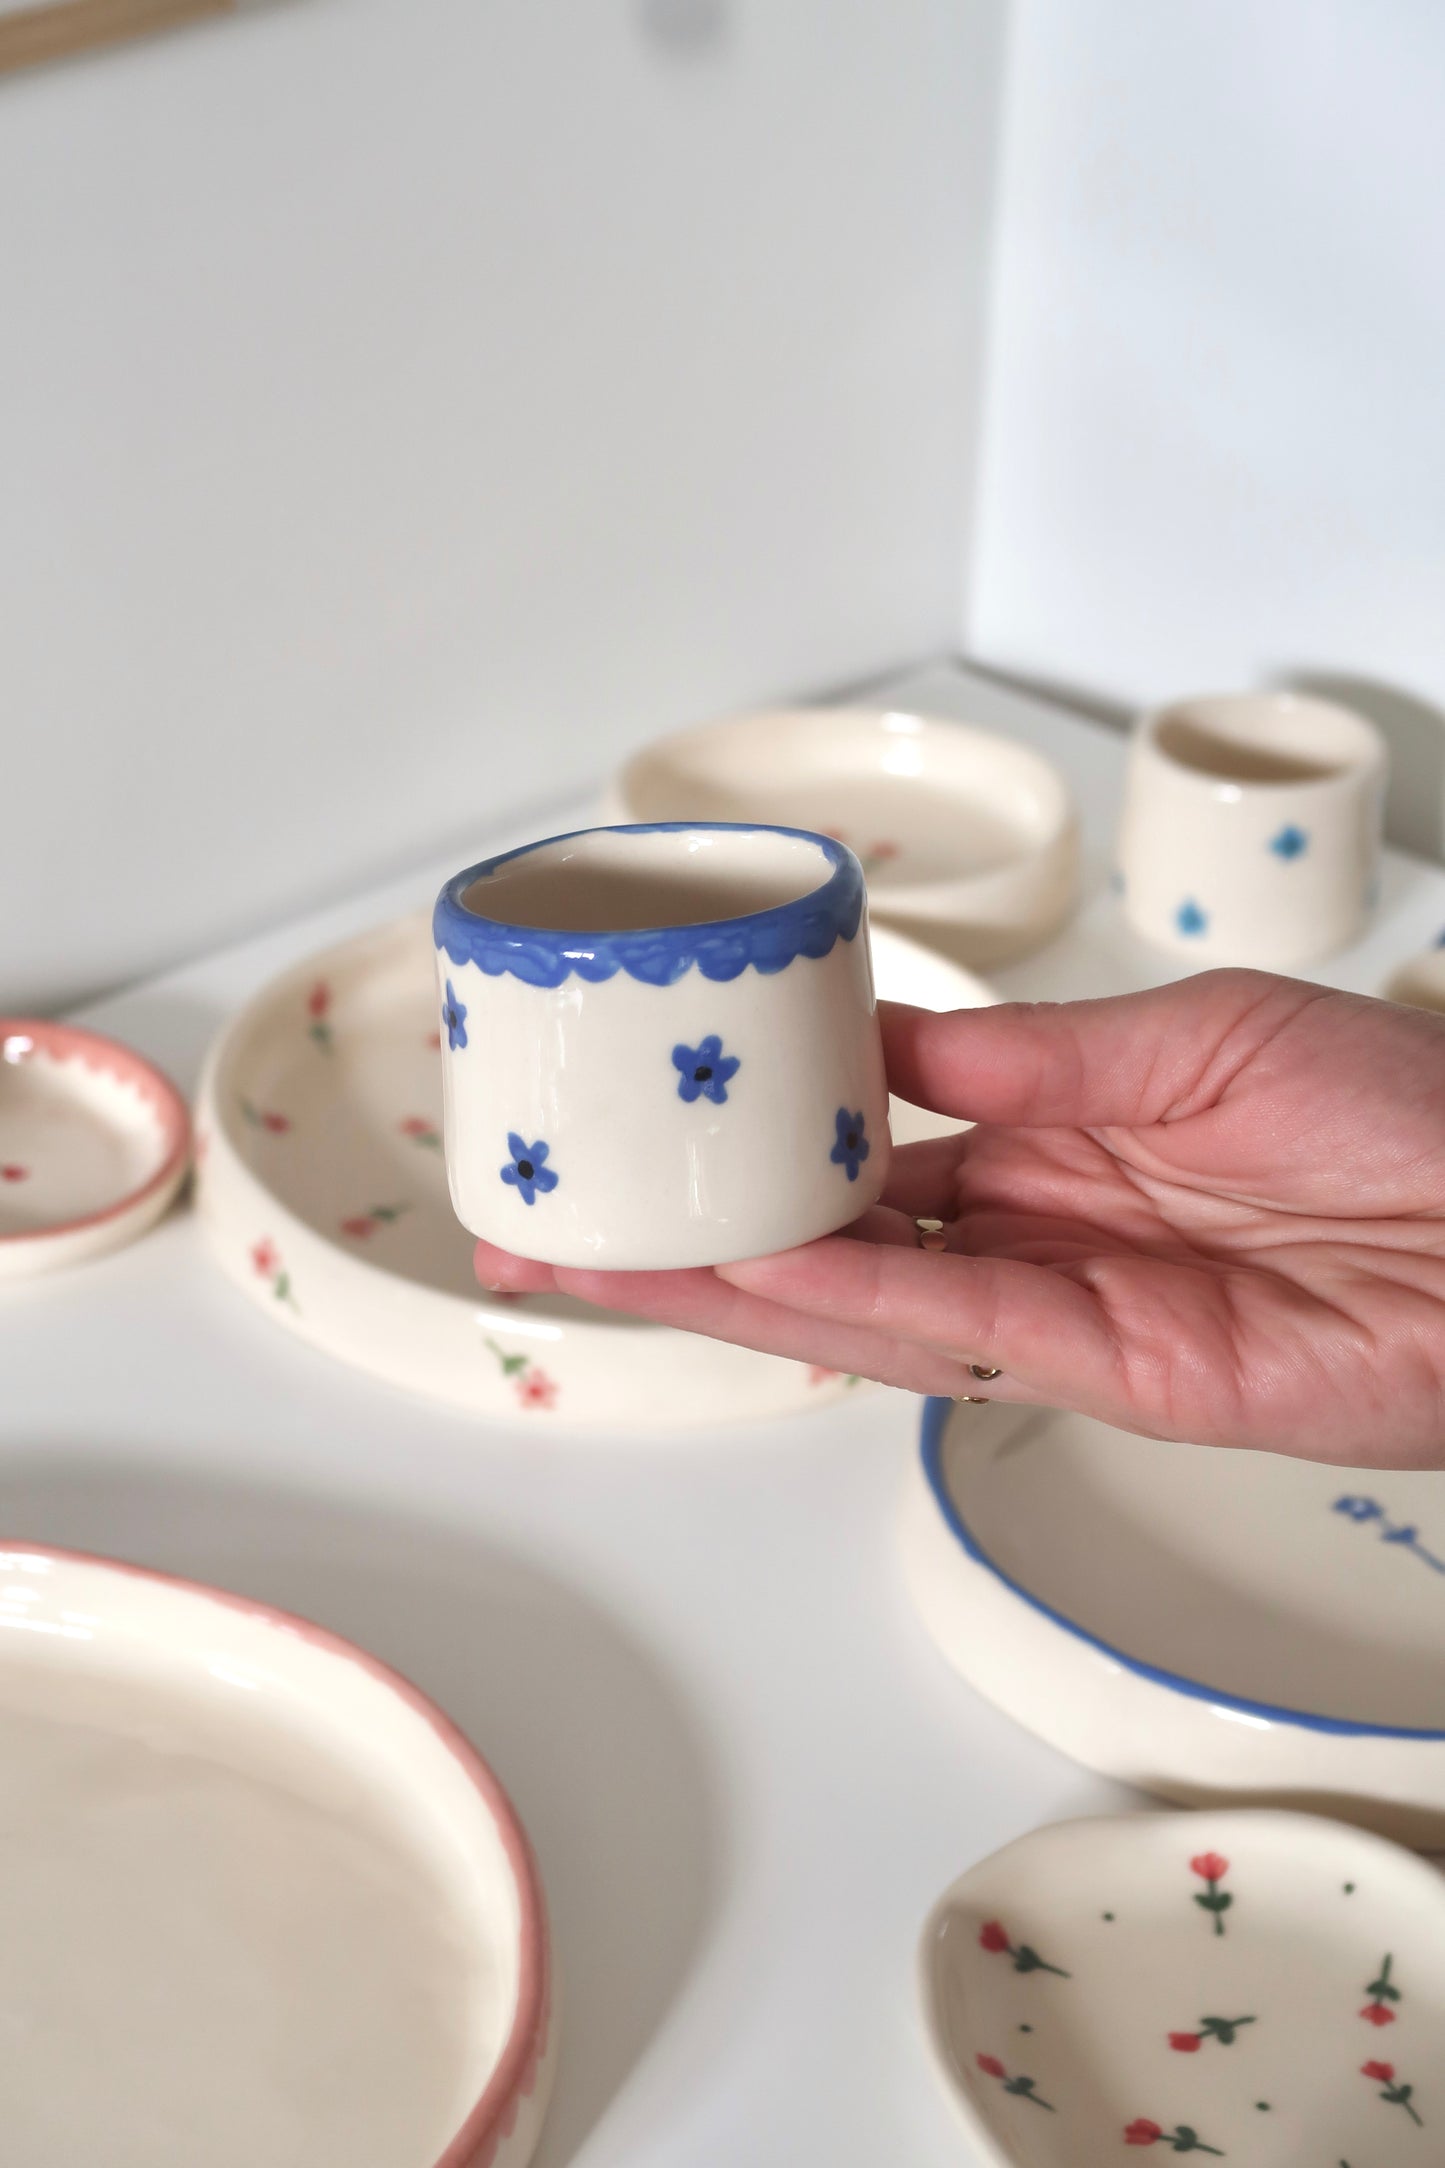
[474,970,1445,1465]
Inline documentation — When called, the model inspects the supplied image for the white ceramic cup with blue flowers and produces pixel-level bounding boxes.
[1115,691,1386,967]
[433,822,891,1269]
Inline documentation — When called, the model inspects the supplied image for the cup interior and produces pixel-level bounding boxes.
[461,824,837,932]
[1149,693,1380,787]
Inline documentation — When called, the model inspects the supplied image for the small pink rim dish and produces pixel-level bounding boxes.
[0,1543,553,2168]
[0,1019,190,1278]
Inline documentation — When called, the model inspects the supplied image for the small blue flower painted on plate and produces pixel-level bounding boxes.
[830,1107,870,1182]
[1269,824,1309,860]
[443,979,468,1051]
[672,1034,741,1105]
[501,1133,558,1206]
[1175,898,1208,937]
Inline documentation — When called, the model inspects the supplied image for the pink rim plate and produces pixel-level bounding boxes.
[2,1541,553,2168]
[0,1019,191,1274]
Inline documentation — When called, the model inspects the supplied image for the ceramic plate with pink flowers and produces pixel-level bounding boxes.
[919,1810,1445,2167]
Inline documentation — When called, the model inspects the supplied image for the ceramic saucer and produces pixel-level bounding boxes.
[920,1809,1445,2167]
[0,1020,190,1278]
[195,913,993,1426]
[608,705,1079,967]
[903,1399,1445,1843]
[0,1543,551,2168]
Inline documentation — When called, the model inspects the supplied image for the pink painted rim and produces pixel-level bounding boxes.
[0,1541,552,2168]
[0,1019,191,1250]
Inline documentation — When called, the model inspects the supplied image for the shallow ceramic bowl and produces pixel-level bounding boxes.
[0,1020,189,1278]
[0,1543,551,2168]
[903,1399,1445,1844]
[195,912,992,1426]
[920,1809,1445,2167]
[609,706,1079,967]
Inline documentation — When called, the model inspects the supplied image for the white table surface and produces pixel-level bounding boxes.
[7,661,1445,2168]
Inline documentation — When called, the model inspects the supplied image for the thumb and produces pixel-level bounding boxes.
[880,970,1318,1129]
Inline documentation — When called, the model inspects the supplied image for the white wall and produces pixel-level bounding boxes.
[967,0,1445,855]
[1,0,1003,1008]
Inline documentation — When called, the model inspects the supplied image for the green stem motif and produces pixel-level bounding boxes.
[1002,2074,1054,2112]
[1193,1879,1231,1936]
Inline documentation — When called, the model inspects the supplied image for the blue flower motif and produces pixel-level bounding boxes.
[830,1107,870,1182]
[1175,898,1209,938]
[1432,926,1445,951]
[500,1133,558,1206]
[672,1034,741,1105]
[1269,824,1309,861]
[442,979,468,1051]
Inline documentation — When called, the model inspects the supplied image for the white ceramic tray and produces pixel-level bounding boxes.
[195,911,993,1427]
[920,1809,1445,2167]
[0,1543,551,2168]
[902,1397,1445,1845]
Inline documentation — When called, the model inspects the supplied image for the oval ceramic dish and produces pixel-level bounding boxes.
[608,706,1079,967]
[903,1399,1445,1844]
[920,1809,1445,2168]
[195,912,992,1427]
[0,1019,189,1278]
[0,1543,551,2168]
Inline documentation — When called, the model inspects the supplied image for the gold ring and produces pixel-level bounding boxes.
[915,1217,947,1251]
[957,1394,990,1404]
[970,1363,1002,1381]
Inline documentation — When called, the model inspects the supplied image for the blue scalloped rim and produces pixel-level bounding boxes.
[920,1395,1445,1740]
[434,821,865,988]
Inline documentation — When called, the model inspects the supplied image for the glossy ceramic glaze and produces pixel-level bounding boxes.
[0,1544,551,2168]
[195,911,992,1426]
[0,1020,189,1278]
[903,1399,1445,1844]
[433,823,890,1269]
[920,1809,1445,2168]
[1115,691,1386,966]
[608,706,1079,967]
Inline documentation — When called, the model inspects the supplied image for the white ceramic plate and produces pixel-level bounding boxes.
[902,1399,1445,1844]
[920,1809,1445,2168]
[608,705,1079,967]
[195,913,994,1427]
[0,1019,190,1278]
[0,1543,551,2168]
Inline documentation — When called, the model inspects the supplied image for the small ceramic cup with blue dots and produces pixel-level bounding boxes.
[433,822,890,1268]
[1115,691,1386,968]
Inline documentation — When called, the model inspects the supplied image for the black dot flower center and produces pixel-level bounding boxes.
[847,1131,859,1150]
[517,1159,534,1180]
[694,1065,713,1082]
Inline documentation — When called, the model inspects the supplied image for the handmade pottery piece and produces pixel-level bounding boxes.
[920,1808,1445,2168]
[1115,690,1386,966]
[0,1019,189,1278]
[608,705,1079,967]
[195,912,992,1425]
[0,1543,551,2168]
[433,822,890,1270]
[903,1399,1445,1844]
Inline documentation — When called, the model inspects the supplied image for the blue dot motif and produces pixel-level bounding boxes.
[1175,898,1209,938]
[1269,824,1309,861]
